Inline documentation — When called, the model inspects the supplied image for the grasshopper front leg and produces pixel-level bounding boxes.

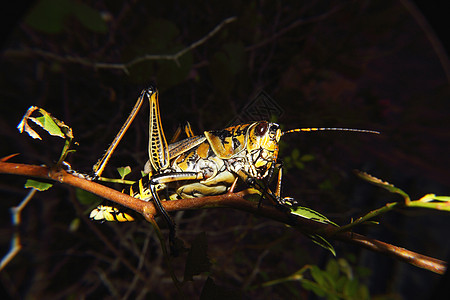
[236,165,297,209]
[273,165,297,207]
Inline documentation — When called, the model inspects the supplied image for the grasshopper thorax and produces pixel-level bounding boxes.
[204,121,282,179]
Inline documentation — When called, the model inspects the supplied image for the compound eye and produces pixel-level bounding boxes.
[255,122,268,136]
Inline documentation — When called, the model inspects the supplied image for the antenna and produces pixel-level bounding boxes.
[282,127,380,136]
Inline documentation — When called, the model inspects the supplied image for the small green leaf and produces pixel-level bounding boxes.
[33,115,64,138]
[357,285,370,300]
[355,170,410,202]
[24,0,107,34]
[25,179,53,191]
[407,196,450,212]
[343,278,359,297]
[335,276,347,291]
[318,179,334,191]
[69,218,80,232]
[305,233,336,256]
[432,195,450,201]
[300,154,315,162]
[418,194,450,202]
[310,266,327,288]
[362,220,379,226]
[24,0,71,34]
[326,259,340,281]
[117,166,132,179]
[301,280,326,297]
[18,106,73,141]
[290,206,338,226]
[338,258,354,279]
[291,148,300,160]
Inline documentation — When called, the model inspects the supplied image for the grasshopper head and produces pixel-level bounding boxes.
[246,121,282,179]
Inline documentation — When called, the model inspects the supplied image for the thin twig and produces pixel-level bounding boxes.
[114,16,237,69]
[3,17,237,74]
[0,188,37,271]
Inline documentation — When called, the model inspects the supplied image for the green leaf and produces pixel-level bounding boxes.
[326,259,340,281]
[310,266,327,288]
[355,170,410,202]
[335,276,348,291]
[407,194,450,212]
[184,232,211,281]
[291,148,300,160]
[343,278,359,297]
[33,115,64,138]
[428,195,450,202]
[290,206,338,226]
[24,0,107,34]
[338,258,354,279]
[25,179,53,191]
[357,285,370,300]
[419,194,449,202]
[24,0,71,34]
[318,179,334,191]
[71,1,107,33]
[300,154,315,162]
[301,279,326,297]
[69,218,80,232]
[305,233,336,256]
[117,166,132,179]
[18,106,73,141]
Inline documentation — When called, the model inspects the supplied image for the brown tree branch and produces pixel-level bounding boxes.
[0,161,447,275]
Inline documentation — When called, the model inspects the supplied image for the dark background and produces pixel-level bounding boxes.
[1,1,449,298]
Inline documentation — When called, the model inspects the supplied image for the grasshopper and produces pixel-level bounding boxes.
[90,86,379,242]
